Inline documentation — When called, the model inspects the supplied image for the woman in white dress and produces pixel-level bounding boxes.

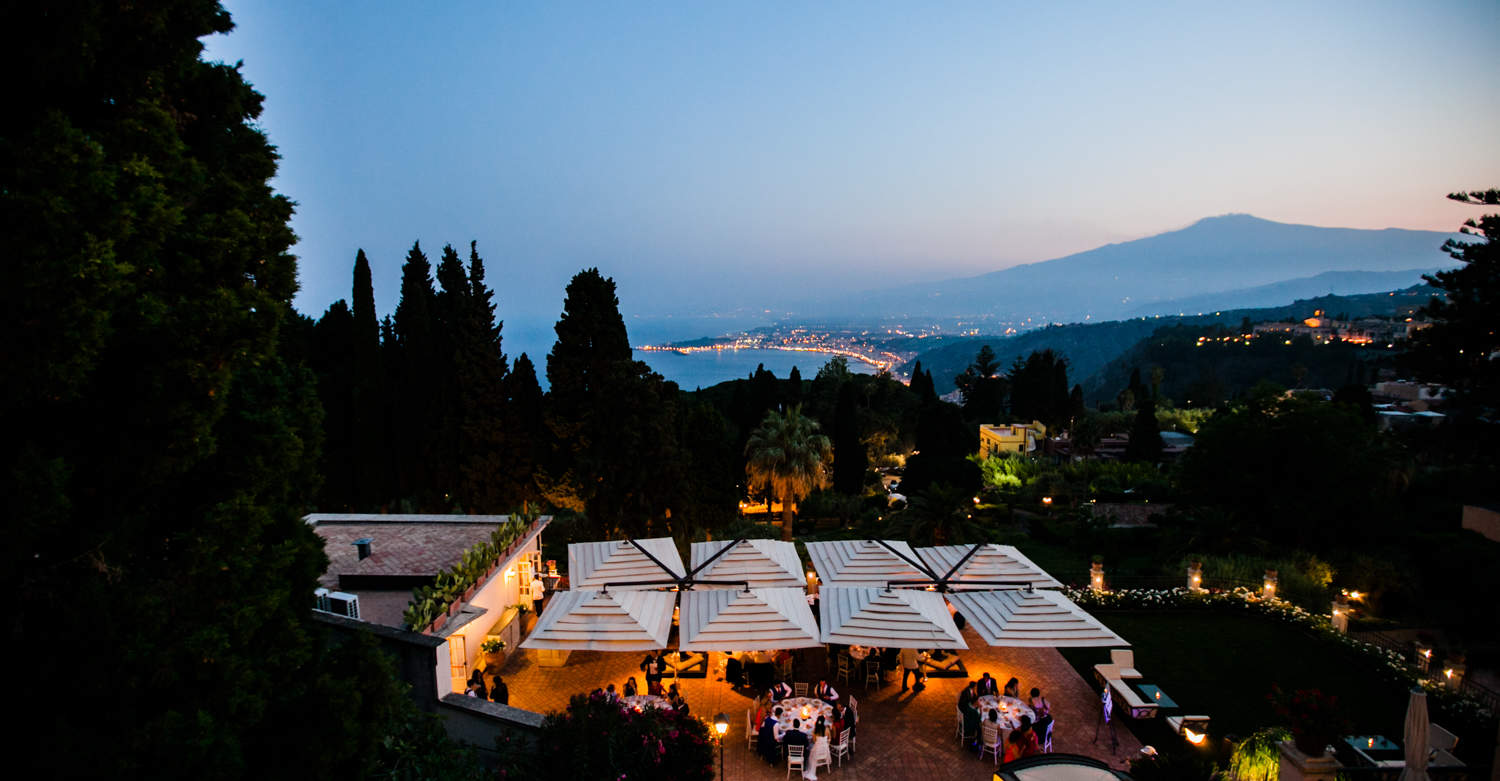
[803,723,831,779]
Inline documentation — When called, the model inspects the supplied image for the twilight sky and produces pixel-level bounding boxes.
[205,0,1500,344]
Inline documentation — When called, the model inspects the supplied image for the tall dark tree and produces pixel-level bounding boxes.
[349,250,386,508]
[1008,349,1071,430]
[832,381,868,494]
[545,269,680,534]
[311,299,358,509]
[955,345,1007,422]
[1409,188,1500,416]
[452,242,511,512]
[1124,397,1164,462]
[3,2,419,774]
[390,241,440,505]
[786,365,804,407]
[909,360,938,403]
[504,353,548,513]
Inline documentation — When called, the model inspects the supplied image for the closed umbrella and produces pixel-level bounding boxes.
[1399,687,1429,781]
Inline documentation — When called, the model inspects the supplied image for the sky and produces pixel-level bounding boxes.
[205,0,1500,354]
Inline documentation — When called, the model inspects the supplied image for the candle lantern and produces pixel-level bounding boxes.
[1187,561,1204,593]
[1090,561,1105,593]
[1262,569,1277,601]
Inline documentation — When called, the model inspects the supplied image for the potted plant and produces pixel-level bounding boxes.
[1268,686,1350,757]
[482,638,507,668]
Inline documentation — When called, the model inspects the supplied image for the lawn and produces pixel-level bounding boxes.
[1058,610,1410,740]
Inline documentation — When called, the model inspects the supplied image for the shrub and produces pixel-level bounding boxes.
[537,692,716,781]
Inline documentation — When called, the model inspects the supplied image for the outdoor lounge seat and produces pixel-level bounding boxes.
[1429,722,1458,753]
[1093,648,1141,686]
[664,650,707,679]
[1166,714,1210,739]
[1108,678,1158,719]
[921,652,968,678]
[1431,749,1464,768]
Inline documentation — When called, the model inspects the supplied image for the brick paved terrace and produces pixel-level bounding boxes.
[490,623,1141,780]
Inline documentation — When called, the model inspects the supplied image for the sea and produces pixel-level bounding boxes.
[504,315,875,390]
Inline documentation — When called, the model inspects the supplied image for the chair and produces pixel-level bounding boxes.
[794,682,809,697]
[864,660,881,688]
[747,709,756,750]
[1040,719,1054,752]
[836,654,852,686]
[956,708,977,745]
[811,739,833,775]
[786,744,805,779]
[831,728,853,767]
[1430,723,1459,753]
[978,722,1002,765]
[847,695,859,753]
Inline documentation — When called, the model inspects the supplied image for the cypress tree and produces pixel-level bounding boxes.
[390,241,439,505]
[453,242,511,512]
[505,352,548,513]
[832,381,867,494]
[350,250,386,508]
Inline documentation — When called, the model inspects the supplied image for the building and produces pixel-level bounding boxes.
[979,421,1047,456]
[307,513,551,698]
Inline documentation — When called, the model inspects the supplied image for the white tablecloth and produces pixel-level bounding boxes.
[975,695,1035,731]
[774,698,835,740]
[622,695,669,710]
[848,645,871,660]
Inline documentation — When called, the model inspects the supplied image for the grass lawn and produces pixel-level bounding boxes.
[1058,610,1410,740]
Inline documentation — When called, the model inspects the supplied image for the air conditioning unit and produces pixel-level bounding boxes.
[314,587,331,612]
[326,591,361,620]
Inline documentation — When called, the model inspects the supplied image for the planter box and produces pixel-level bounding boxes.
[1277,740,1339,781]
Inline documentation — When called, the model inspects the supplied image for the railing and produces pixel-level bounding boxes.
[1333,765,1488,780]
[1460,677,1500,713]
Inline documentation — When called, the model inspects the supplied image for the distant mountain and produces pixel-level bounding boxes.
[811,215,1457,323]
[1125,268,1446,318]
[901,285,1434,397]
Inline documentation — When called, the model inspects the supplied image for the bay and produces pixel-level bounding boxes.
[634,347,876,390]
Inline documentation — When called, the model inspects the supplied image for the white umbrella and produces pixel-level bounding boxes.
[520,589,675,651]
[1399,687,1429,781]
[568,537,684,589]
[678,587,821,651]
[806,539,929,587]
[819,586,968,649]
[945,588,1127,647]
[916,544,1063,590]
[690,538,806,588]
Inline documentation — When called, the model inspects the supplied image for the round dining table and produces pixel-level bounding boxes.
[774,697,835,740]
[622,694,670,710]
[974,695,1035,731]
[848,645,872,661]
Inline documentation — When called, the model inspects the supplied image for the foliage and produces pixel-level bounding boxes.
[1224,727,1291,781]
[404,517,530,630]
[537,692,716,781]
[1407,188,1500,418]
[955,344,1007,421]
[745,405,833,540]
[1007,349,1077,431]
[883,482,985,545]
[1125,397,1165,462]
[1267,687,1351,755]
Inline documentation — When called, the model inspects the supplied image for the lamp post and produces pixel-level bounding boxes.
[713,712,729,781]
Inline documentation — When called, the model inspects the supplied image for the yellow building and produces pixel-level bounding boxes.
[978,421,1047,456]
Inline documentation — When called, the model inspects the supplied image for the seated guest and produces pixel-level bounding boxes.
[673,694,691,716]
[1003,676,1021,699]
[605,683,619,702]
[769,680,793,701]
[1029,686,1052,733]
[647,678,666,696]
[976,672,999,696]
[622,676,639,697]
[829,703,845,738]
[668,682,681,700]
[961,698,981,745]
[811,679,838,702]
[758,708,782,764]
[490,674,509,705]
[1018,715,1041,757]
[782,719,809,753]
[957,680,978,709]
[1004,720,1029,763]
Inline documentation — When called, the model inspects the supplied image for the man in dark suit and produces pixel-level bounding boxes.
[782,718,809,756]
[758,708,782,765]
[976,672,999,696]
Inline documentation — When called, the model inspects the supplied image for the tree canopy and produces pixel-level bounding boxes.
[745,405,833,540]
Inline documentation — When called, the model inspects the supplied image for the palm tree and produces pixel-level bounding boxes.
[745,406,832,541]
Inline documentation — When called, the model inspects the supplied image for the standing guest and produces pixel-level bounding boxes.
[769,680,793,701]
[1003,677,1021,698]
[961,697,981,746]
[899,647,921,692]
[647,678,666,696]
[725,653,743,688]
[490,674,509,705]
[640,651,662,689]
[758,707,783,765]
[465,670,487,699]
[812,679,839,702]
[623,676,639,697]
[976,672,999,696]
[529,572,546,616]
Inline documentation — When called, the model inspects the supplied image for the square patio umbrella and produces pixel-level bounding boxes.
[690,538,806,588]
[520,588,675,651]
[678,586,822,651]
[568,537,685,590]
[916,544,1063,590]
[805,539,928,587]
[945,588,1127,647]
[819,586,968,649]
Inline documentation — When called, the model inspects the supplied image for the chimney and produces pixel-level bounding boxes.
[354,537,373,561]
